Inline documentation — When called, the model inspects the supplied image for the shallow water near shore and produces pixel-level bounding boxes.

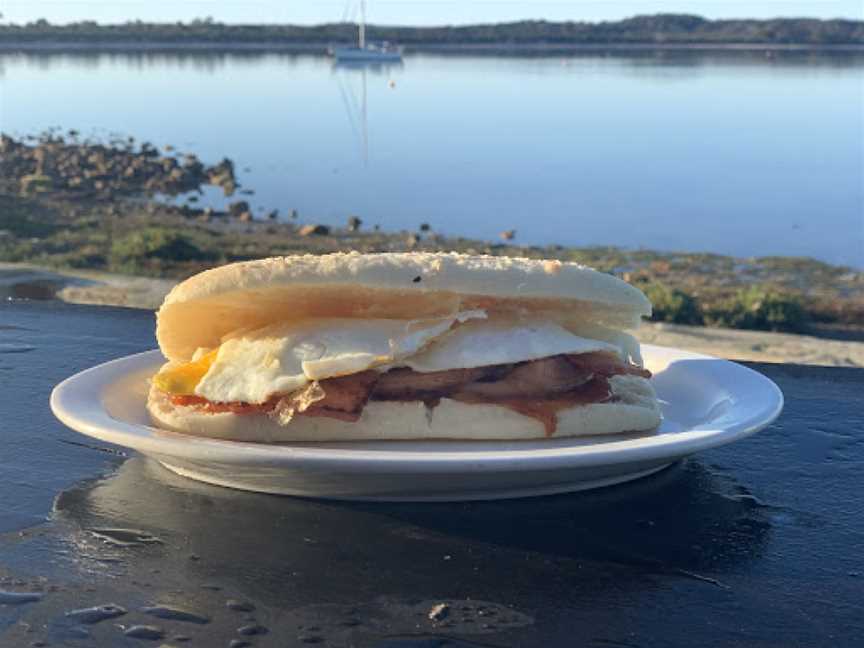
[1,50,862,267]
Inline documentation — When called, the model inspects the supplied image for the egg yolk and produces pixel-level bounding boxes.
[153,349,218,395]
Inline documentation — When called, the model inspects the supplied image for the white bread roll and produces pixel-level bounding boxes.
[156,252,651,362]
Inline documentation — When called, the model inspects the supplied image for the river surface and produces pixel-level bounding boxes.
[0,50,862,267]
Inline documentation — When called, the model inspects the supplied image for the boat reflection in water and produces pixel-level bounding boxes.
[331,58,403,166]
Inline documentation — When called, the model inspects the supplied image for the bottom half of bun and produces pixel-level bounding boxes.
[147,374,662,443]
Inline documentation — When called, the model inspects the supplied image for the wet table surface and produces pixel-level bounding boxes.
[1,299,862,648]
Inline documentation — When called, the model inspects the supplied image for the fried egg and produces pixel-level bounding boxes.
[153,311,639,405]
[156,312,484,404]
[399,318,623,373]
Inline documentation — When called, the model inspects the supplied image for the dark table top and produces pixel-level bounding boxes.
[1,299,862,648]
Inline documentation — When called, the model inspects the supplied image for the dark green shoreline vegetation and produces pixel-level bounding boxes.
[0,14,862,50]
[1,132,862,335]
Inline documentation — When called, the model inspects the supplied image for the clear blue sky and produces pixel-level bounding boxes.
[2,1,861,26]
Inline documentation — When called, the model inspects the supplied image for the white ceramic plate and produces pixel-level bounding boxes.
[50,345,783,501]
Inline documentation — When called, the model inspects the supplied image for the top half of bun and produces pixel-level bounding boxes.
[156,252,652,362]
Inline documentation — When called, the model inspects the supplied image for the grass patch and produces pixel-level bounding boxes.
[0,193,61,238]
[639,281,704,325]
[109,226,215,273]
[705,286,808,333]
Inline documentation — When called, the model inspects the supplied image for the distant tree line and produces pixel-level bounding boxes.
[0,14,862,46]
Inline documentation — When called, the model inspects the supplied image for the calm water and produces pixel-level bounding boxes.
[1,51,862,267]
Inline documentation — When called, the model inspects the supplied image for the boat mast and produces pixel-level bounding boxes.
[359,0,366,49]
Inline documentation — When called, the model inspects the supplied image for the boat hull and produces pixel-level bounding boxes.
[332,47,403,62]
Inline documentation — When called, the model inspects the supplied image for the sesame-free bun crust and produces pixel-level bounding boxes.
[147,375,661,443]
[156,253,652,362]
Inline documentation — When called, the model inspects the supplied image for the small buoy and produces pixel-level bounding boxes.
[388,79,396,89]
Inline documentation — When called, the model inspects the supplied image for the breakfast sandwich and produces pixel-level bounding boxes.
[147,252,661,442]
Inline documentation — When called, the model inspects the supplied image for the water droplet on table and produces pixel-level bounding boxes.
[65,603,127,624]
[226,599,255,612]
[0,343,36,354]
[237,623,268,636]
[88,528,163,547]
[142,605,210,624]
[124,624,165,640]
[0,590,43,605]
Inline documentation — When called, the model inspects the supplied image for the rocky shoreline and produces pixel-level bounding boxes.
[1,132,243,215]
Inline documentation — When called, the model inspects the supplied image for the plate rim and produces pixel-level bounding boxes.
[50,345,784,471]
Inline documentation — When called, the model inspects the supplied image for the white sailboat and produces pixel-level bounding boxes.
[330,0,403,62]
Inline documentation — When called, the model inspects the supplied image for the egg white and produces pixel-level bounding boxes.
[194,313,483,404]
[399,318,623,373]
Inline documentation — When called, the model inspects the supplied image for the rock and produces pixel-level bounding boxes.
[0,134,18,152]
[238,211,253,222]
[213,157,234,173]
[419,223,431,232]
[207,158,234,178]
[228,201,251,218]
[140,142,160,157]
[266,209,279,220]
[19,174,53,194]
[500,229,516,241]
[428,603,450,621]
[207,158,238,196]
[347,216,363,232]
[298,224,331,237]
[406,233,420,249]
